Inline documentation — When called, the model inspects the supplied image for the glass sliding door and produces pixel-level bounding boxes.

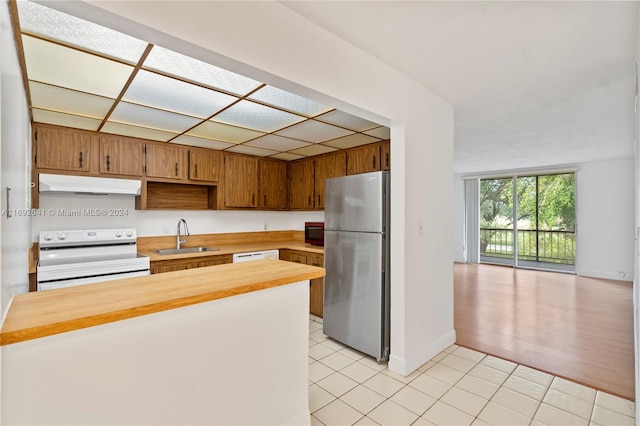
[480,177,515,265]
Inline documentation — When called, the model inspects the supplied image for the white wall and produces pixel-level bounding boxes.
[56,0,454,376]
[452,175,466,263]
[1,1,32,319]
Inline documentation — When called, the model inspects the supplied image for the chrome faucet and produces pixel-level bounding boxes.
[177,219,189,249]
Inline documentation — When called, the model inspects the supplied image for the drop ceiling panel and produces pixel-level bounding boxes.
[143,45,262,96]
[289,144,338,157]
[316,110,379,132]
[275,120,354,143]
[363,126,391,139]
[324,133,381,149]
[109,101,201,133]
[171,135,235,150]
[32,109,102,131]
[226,145,278,157]
[101,122,177,142]
[186,120,264,143]
[212,100,305,133]
[29,82,114,119]
[122,70,239,118]
[22,35,134,98]
[271,152,305,161]
[248,86,332,117]
[245,134,311,151]
[17,1,148,63]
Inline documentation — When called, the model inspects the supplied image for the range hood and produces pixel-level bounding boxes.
[39,174,141,196]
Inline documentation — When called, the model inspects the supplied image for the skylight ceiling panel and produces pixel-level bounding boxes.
[364,126,391,139]
[32,109,102,131]
[270,152,305,161]
[17,0,148,63]
[22,35,134,98]
[289,144,338,157]
[123,70,239,118]
[29,82,114,119]
[212,100,305,133]
[186,121,264,144]
[316,110,380,132]
[172,135,235,151]
[274,120,353,143]
[226,145,278,158]
[101,122,178,142]
[245,134,311,151]
[324,133,381,150]
[109,102,201,134]
[248,86,332,117]
[144,46,262,96]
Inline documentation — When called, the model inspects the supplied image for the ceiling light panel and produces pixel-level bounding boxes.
[171,135,235,150]
[212,100,304,133]
[248,86,332,116]
[275,120,353,143]
[101,122,177,142]
[109,102,201,133]
[270,152,305,161]
[29,81,114,119]
[245,134,311,151]
[144,46,262,96]
[123,70,238,118]
[316,110,379,132]
[186,120,264,143]
[17,0,148,63]
[363,126,391,140]
[324,133,381,150]
[22,35,134,98]
[226,145,278,157]
[289,144,338,157]
[32,109,102,131]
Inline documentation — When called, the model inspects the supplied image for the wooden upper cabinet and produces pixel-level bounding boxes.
[347,143,382,175]
[288,158,315,210]
[224,153,259,208]
[381,140,391,171]
[259,159,287,209]
[145,143,188,180]
[314,151,346,208]
[189,148,222,182]
[35,125,93,172]
[99,135,144,176]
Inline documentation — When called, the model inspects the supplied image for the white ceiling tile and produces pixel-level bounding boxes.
[212,100,305,132]
[225,145,278,157]
[101,122,177,142]
[316,110,380,131]
[29,81,114,119]
[363,126,391,139]
[186,120,264,143]
[109,102,201,133]
[171,135,235,150]
[289,144,338,156]
[144,45,262,96]
[248,86,332,116]
[17,0,148,63]
[22,35,134,98]
[32,109,101,131]
[275,120,354,143]
[244,134,311,151]
[324,133,381,149]
[270,152,305,161]
[122,70,238,118]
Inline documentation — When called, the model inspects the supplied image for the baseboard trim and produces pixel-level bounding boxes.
[388,329,456,376]
[577,269,633,282]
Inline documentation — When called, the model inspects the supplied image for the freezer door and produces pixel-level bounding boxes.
[323,230,387,360]
[325,171,386,233]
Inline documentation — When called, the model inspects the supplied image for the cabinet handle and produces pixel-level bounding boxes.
[318,194,320,205]
[194,164,198,178]
[79,152,83,168]
[264,194,266,205]
[252,193,255,206]
[175,162,178,176]
[106,155,110,171]
[386,153,389,168]
[372,155,376,169]
[308,195,311,206]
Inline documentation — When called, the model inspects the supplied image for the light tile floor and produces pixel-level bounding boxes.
[308,317,636,426]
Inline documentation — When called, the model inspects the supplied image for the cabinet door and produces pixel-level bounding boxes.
[151,259,200,273]
[260,159,287,209]
[346,143,381,175]
[35,126,93,172]
[145,144,188,180]
[288,158,315,210]
[314,151,346,209]
[288,251,308,264]
[99,135,144,176]
[198,255,232,267]
[190,148,222,182]
[381,140,391,171]
[224,153,259,208]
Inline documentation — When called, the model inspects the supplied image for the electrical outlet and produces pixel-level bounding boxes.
[163,226,170,235]
[263,223,269,231]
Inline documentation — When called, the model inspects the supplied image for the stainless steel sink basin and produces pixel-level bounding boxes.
[154,247,220,255]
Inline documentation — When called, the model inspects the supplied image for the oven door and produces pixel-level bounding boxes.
[37,269,150,291]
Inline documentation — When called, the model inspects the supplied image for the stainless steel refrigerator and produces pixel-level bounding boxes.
[323,170,390,362]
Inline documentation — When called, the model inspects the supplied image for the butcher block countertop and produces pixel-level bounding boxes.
[2,259,324,346]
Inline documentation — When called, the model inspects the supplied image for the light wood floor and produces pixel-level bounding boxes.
[454,263,635,400]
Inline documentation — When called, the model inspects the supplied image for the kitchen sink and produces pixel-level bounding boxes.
[154,247,220,255]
